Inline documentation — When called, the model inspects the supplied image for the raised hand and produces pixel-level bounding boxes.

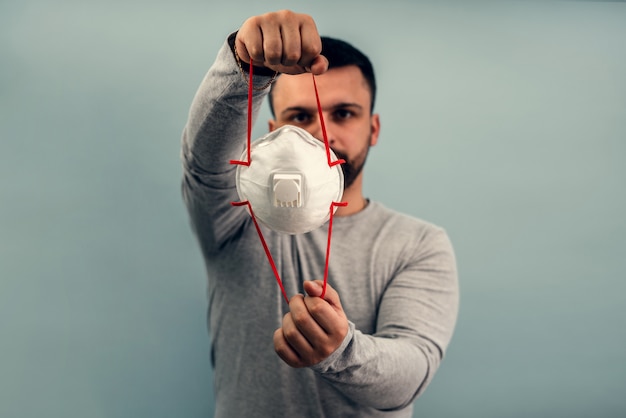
[235,10,329,75]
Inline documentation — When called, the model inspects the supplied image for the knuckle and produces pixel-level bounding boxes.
[282,50,300,65]
[283,325,299,341]
[263,43,282,63]
[241,16,257,30]
[291,309,309,326]
[307,300,326,317]
[298,12,315,27]
[257,12,276,24]
[246,44,264,61]
[274,344,289,359]
[282,312,291,323]
[302,42,322,58]
[276,9,296,19]
[320,345,334,358]
[291,359,305,369]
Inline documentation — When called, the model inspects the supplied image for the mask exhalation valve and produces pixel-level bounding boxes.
[272,173,303,208]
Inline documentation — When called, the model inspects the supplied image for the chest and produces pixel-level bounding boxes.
[276,230,400,335]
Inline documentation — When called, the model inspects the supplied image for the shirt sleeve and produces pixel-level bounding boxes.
[310,226,459,411]
[180,36,275,255]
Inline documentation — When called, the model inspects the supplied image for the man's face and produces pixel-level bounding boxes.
[269,66,380,190]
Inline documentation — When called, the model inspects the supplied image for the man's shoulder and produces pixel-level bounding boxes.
[365,201,455,268]
[368,200,445,235]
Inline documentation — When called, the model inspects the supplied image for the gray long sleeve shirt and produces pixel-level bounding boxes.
[181,39,459,418]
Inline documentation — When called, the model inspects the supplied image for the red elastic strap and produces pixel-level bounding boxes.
[312,74,345,168]
[229,58,254,166]
[321,201,348,298]
[231,201,289,304]
[230,65,347,303]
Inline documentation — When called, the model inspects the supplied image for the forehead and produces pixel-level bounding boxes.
[271,66,371,111]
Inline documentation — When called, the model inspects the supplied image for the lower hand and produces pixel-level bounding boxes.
[274,280,349,368]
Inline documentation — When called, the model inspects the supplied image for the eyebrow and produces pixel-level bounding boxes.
[280,102,364,118]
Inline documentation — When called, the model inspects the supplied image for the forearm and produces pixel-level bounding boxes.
[312,228,459,410]
[181,36,271,181]
[180,36,273,252]
[312,326,439,410]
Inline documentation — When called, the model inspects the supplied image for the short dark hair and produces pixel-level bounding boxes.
[268,36,376,116]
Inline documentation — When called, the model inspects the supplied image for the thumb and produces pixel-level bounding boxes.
[303,280,323,297]
[304,280,343,310]
[306,55,329,75]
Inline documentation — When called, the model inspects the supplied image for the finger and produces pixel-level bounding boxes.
[288,295,327,346]
[234,36,252,65]
[304,280,343,311]
[282,309,317,356]
[282,306,338,365]
[276,21,301,67]
[273,328,304,368]
[308,55,329,75]
[303,297,347,339]
[298,17,322,68]
[303,281,347,336]
[236,15,265,64]
[259,21,283,66]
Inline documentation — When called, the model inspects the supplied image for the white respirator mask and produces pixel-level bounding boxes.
[229,65,346,303]
[234,125,344,235]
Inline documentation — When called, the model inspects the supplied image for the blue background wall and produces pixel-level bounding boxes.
[1,0,625,417]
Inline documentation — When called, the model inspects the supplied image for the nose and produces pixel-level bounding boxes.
[310,114,336,147]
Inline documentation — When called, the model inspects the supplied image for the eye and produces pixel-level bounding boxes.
[334,108,354,120]
[290,112,312,124]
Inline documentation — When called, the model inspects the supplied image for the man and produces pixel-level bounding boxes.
[181,10,459,418]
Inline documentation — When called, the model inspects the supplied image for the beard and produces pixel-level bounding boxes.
[332,136,372,190]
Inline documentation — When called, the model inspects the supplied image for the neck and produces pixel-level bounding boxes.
[335,176,368,216]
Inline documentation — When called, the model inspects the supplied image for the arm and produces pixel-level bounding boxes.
[181,10,328,254]
[317,228,459,410]
[276,228,459,410]
[181,36,274,254]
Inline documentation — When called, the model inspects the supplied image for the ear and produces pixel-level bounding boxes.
[369,113,380,146]
[268,119,277,132]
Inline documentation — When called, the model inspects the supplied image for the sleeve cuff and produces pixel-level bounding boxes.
[310,321,356,374]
